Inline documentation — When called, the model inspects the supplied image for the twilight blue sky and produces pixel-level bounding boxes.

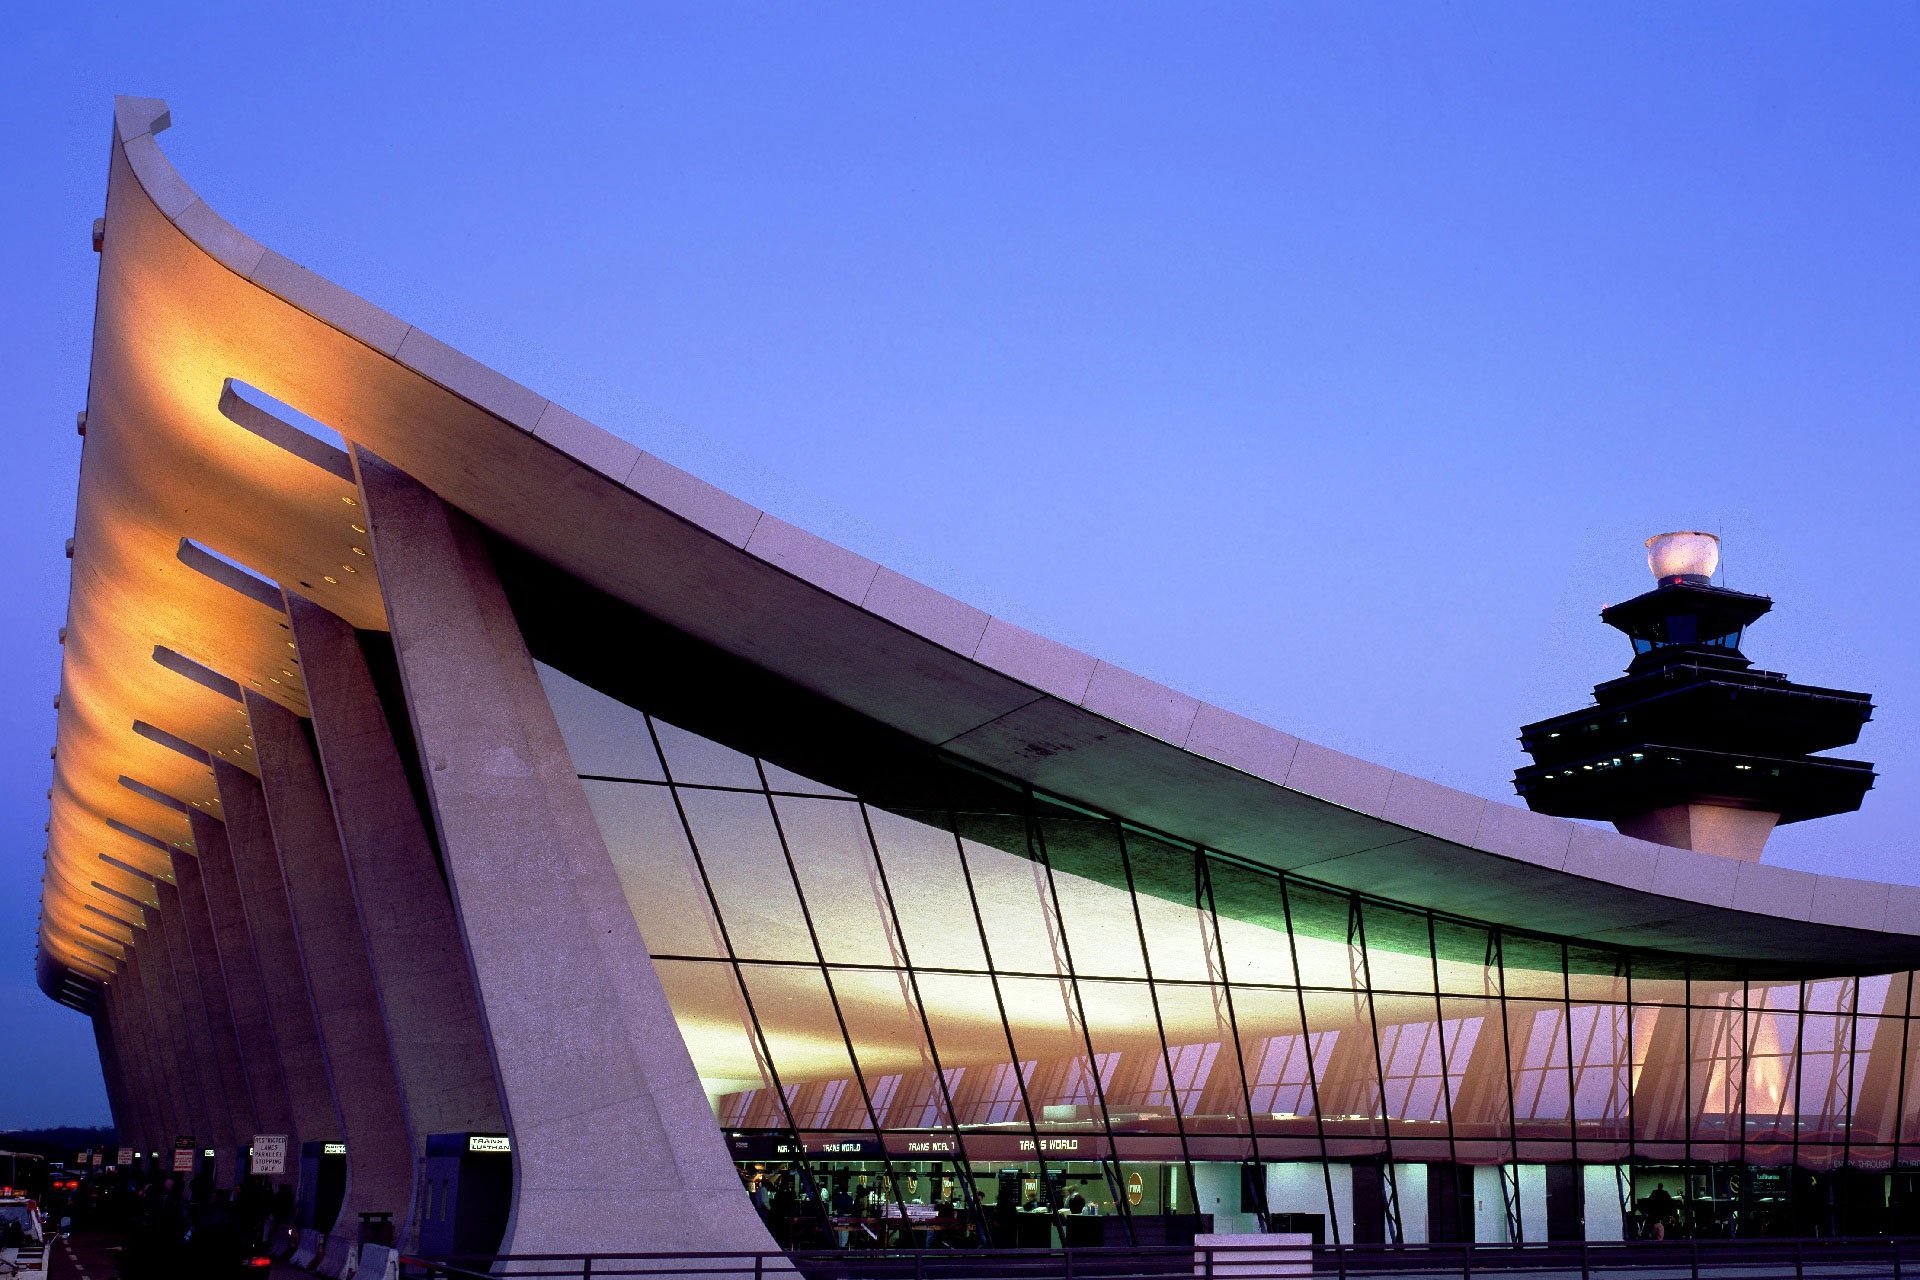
[2,3,1915,1128]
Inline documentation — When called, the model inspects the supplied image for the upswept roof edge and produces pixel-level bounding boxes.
[38,97,1920,1004]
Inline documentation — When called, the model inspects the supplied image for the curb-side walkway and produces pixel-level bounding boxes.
[55,1231,311,1280]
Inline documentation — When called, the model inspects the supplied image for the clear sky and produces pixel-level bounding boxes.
[1,2,1914,1129]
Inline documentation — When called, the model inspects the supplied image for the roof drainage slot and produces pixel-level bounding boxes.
[220,379,353,480]
[177,538,286,612]
[152,644,245,701]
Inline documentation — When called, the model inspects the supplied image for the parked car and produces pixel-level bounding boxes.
[0,1196,48,1278]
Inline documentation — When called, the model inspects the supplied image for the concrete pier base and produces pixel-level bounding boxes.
[248,691,415,1275]
[356,449,777,1257]
[188,809,300,1186]
[288,593,506,1249]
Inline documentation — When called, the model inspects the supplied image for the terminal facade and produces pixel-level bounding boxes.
[36,99,1920,1273]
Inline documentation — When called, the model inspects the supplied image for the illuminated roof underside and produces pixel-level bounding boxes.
[37,98,1920,1007]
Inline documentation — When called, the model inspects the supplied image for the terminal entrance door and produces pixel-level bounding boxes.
[1545,1164,1582,1240]
[1351,1164,1388,1244]
[1427,1164,1473,1243]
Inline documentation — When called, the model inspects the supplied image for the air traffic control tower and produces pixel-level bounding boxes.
[1515,532,1876,859]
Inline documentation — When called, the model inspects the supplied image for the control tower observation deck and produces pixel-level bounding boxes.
[1515,532,1876,860]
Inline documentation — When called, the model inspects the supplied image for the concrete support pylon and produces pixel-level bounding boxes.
[91,1006,133,1151]
[189,808,299,1186]
[354,448,779,1257]
[171,846,260,1184]
[117,977,162,1156]
[285,594,506,1247]
[106,965,164,1154]
[129,946,185,1156]
[246,690,414,1275]
[156,877,241,1185]
[134,915,207,1160]
[211,761,345,1191]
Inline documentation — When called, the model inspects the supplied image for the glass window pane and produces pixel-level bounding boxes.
[1798,1012,1856,1132]
[1508,999,1570,1133]
[1125,830,1217,984]
[1565,943,1628,1004]
[1631,1004,1688,1147]
[1360,901,1435,995]
[1848,1014,1902,1146]
[952,812,1068,975]
[678,787,815,962]
[1207,857,1297,988]
[825,965,950,1131]
[1568,1001,1630,1152]
[866,807,989,972]
[1373,993,1459,1135]
[1434,994,1506,1163]
[584,779,725,957]
[655,958,769,1124]
[1631,954,1688,1006]
[1077,978,1179,1129]
[1033,811,1147,979]
[1434,918,1498,998]
[1501,935,1565,1003]
[761,759,852,798]
[655,715,765,789]
[1153,983,1245,1136]
[914,971,1020,1128]
[997,973,1106,1135]
[739,962,866,1131]
[1304,990,1386,1154]
[1230,984,1318,1122]
[1744,1003,1799,1135]
[1689,993,1744,1156]
[774,796,901,967]
[536,662,666,780]
[1287,881,1359,992]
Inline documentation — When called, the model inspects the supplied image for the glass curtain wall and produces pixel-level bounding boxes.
[538,664,1920,1247]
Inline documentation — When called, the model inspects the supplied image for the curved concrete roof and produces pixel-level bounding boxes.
[38,97,1920,1004]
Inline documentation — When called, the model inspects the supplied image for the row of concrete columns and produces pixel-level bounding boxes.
[89,450,774,1274]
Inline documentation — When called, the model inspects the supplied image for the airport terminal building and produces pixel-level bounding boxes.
[35,100,1920,1271]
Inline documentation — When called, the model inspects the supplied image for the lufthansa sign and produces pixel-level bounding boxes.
[467,1135,512,1153]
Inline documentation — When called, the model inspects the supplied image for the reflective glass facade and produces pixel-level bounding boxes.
[540,665,1920,1245]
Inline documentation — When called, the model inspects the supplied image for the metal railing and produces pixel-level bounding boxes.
[399,1235,1920,1280]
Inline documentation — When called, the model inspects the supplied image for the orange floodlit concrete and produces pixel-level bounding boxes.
[40,98,1920,1268]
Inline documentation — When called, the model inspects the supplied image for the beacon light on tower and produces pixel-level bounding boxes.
[1645,530,1720,586]
[1513,533,1876,860]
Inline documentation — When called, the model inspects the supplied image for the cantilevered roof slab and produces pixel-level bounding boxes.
[38,97,1920,1001]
